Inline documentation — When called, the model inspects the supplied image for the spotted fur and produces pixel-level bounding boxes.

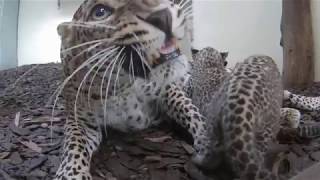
[283,91,320,138]
[54,1,208,180]
[188,47,229,112]
[192,56,283,180]
[284,90,320,111]
[280,107,301,129]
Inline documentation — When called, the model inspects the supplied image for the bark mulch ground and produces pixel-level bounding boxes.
[1,64,320,180]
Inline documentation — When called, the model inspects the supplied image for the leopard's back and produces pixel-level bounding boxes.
[199,55,283,180]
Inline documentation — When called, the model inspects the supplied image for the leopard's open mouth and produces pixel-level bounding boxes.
[120,38,181,79]
[121,45,150,79]
[156,38,181,67]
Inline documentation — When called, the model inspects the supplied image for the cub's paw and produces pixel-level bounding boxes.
[283,90,291,100]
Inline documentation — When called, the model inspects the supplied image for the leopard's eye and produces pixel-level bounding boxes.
[91,4,113,20]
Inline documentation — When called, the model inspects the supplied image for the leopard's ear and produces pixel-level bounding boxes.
[191,48,199,55]
[220,52,229,67]
[220,52,229,60]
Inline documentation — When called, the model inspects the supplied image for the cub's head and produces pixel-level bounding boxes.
[58,0,193,78]
[192,47,229,69]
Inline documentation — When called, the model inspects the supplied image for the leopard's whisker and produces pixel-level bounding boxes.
[103,47,125,131]
[61,21,116,29]
[135,44,148,79]
[130,33,153,74]
[131,44,152,74]
[74,49,116,121]
[129,52,136,82]
[178,0,185,7]
[84,47,118,111]
[99,47,125,105]
[51,46,114,141]
[74,49,114,123]
[87,47,120,108]
[100,56,118,105]
[61,38,111,54]
[96,55,118,128]
[83,21,116,29]
[179,0,191,10]
[53,45,115,105]
[128,52,133,83]
[183,7,192,15]
[52,46,114,116]
[49,42,108,109]
[113,54,126,97]
[131,44,147,80]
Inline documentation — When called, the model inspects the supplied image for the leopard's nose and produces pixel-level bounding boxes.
[146,8,173,39]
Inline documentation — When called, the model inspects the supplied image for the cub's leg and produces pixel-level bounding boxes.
[161,83,213,159]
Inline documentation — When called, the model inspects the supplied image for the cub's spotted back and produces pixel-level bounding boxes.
[194,56,282,180]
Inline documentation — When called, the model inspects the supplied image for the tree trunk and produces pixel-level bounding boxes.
[282,0,314,89]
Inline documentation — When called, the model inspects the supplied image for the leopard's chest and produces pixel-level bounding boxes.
[89,55,191,132]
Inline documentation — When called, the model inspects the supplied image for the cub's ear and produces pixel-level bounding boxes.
[220,52,229,59]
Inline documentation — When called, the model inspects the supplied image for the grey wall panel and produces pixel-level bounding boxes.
[0,0,19,70]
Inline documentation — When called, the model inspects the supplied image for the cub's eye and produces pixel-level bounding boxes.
[91,4,113,20]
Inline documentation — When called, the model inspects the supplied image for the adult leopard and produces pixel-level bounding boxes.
[54,0,209,179]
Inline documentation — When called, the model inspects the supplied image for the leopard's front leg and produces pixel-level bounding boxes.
[162,83,221,167]
[54,112,102,180]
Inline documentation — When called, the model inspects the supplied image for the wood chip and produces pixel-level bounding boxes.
[145,155,162,163]
[26,156,48,172]
[9,122,31,136]
[144,135,172,143]
[0,169,16,180]
[150,169,166,180]
[0,152,10,159]
[40,123,48,128]
[20,140,42,153]
[9,152,23,165]
[181,142,195,155]
[165,168,181,180]
[14,112,20,127]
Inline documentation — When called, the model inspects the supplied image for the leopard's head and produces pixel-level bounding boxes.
[58,0,193,78]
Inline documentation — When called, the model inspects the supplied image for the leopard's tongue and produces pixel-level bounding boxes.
[157,39,181,65]
[160,38,178,54]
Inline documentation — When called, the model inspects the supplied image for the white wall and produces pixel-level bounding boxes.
[0,0,19,70]
[18,0,284,67]
[193,0,283,70]
[18,0,81,65]
[312,0,320,81]
[17,0,320,81]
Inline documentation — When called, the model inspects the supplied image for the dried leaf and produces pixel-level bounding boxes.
[0,169,16,180]
[181,142,194,155]
[144,135,172,143]
[14,112,20,127]
[20,140,42,153]
[9,122,31,136]
[144,155,162,162]
[0,152,10,159]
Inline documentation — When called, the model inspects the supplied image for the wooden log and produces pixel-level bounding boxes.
[282,0,314,89]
